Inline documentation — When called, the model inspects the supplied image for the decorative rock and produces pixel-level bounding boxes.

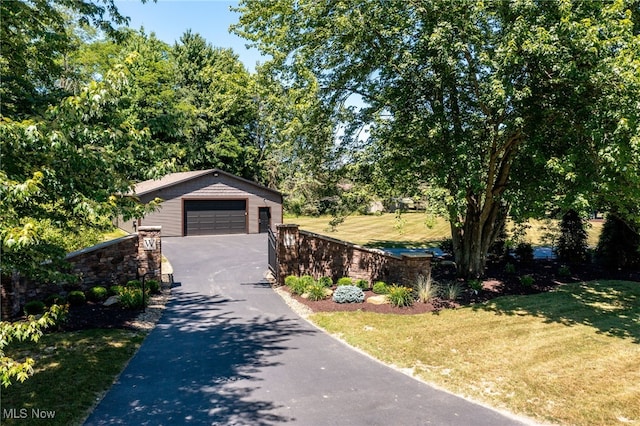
[366,295,389,305]
[103,295,120,306]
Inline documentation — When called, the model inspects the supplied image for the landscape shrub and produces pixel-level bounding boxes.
[306,283,329,301]
[45,293,65,306]
[336,277,353,286]
[596,213,640,270]
[299,275,316,287]
[289,276,311,295]
[468,279,483,293]
[146,279,160,294]
[444,282,463,301]
[387,285,413,307]
[520,275,535,287]
[119,287,145,310]
[332,285,365,303]
[504,263,516,274]
[556,209,588,264]
[355,279,369,290]
[515,243,534,263]
[109,285,124,296]
[24,300,46,315]
[67,290,86,306]
[87,286,108,302]
[126,279,142,289]
[558,265,571,277]
[372,281,389,294]
[318,276,333,287]
[284,275,299,287]
[414,274,439,303]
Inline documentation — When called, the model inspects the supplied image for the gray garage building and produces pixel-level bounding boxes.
[118,169,283,237]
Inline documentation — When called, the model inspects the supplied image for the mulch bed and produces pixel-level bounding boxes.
[284,258,640,315]
[60,302,143,331]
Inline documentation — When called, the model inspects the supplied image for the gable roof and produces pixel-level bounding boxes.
[133,169,282,197]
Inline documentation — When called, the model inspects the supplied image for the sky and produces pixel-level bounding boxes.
[113,0,267,72]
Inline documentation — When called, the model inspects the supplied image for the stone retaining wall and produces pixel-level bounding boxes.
[275,224,431,286]
[1,227,162,319]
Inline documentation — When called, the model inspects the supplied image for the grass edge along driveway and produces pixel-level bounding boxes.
[311,280,640,426]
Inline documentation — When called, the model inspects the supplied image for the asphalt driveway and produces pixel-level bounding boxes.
[85,234,530,425]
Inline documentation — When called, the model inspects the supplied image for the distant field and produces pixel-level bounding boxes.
[285,213,450,247]
[284,213,603,248]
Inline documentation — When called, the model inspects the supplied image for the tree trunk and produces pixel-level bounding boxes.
[450,196,505,279]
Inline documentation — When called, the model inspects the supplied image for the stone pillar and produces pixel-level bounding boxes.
[137,226,162,283]
[276,224,300,285]
[400,253,433,284]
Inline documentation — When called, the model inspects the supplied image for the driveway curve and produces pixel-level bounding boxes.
[85,234,530,425]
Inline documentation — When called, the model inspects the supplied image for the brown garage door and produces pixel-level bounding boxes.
[184,200,247,236]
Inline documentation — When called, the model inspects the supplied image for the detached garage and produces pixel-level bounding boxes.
[119,169,283,237]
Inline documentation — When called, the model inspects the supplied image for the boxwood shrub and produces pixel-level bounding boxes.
[87,286,108,302]
[24,300,46,315]
[67,290,86,307]
[146,279,160,294]
[336,277,353,286]
[355,279,369,290]
[45,293,65,306]
[372,281,389,294]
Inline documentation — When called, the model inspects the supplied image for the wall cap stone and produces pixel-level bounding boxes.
[65,234,136,259]
[138,226,162,231]
[298,228,409,260]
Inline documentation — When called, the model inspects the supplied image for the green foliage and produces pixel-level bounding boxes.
[504,263,516,274]
[235,0,640,279]
[288,276,311,296]
[109,285,124,296]
[468,280,483,293]
[596,213,640,270]
[556,210,588,264]
[1,304,66,387]
[355,279,369,290]
[306,283,329,301]
[336,277,353,286]
[0,67,159,281]
[558,265,572,277]
[444,282,463,301]
[45,294,65,307]
[67,291,86,307]
[23,301,46,316]
[146,279,160,294]
[439,239,454,254]
[118,287,145,310]
[414,274,439,304]
[299,275,316,287]
[520,275,535,287]
[318,276,333,287]
[126,280,142,289]
[515,243,534,263]
[387,285,413,308]
[372,281,389,295]
[332,285,365,304]
[284,275,299,287]
[86,286,108,302]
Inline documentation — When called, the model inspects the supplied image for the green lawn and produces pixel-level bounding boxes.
[311,280,640,426]
[1,329,145,425]
[284,213,603,248]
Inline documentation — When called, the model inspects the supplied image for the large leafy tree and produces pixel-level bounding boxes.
[235,0,640,277]
[1,67,155,280]
[173,31,262,179]
[0,0,130,117]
